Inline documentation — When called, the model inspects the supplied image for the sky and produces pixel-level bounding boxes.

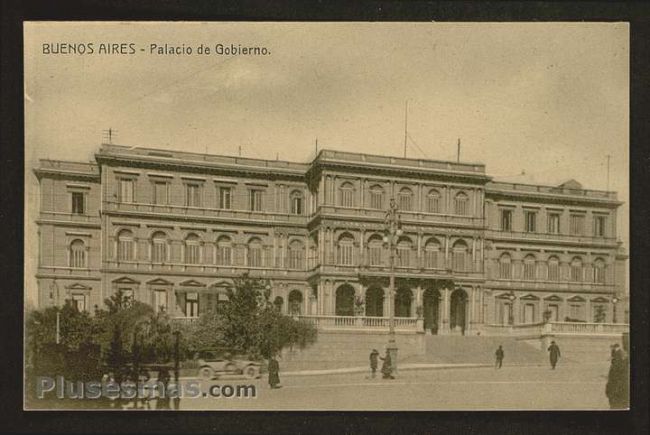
[23,22,629,305]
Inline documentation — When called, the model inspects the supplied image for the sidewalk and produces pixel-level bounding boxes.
[281,362,491,377]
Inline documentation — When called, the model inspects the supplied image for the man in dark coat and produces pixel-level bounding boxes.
[369,349,379,378]
[606,344,629,409]
[268,357,281,389]
[547,341,561,369]
[380,350,394,379]
[495,345,504,369]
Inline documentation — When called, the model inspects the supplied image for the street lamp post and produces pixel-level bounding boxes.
[383,198,402,374]
[507,290,516,326]
[612,296,619,324]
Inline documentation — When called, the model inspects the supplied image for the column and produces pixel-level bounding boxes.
[444,235,450,268]
[442,287,450,333]
[359,229,365,266]
[585,297,591,322]
[468,286,475,331]
[417,231,422,268]
[360,178,365,208]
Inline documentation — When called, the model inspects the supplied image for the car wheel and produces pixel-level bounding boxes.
[244,365,260,379]
[199,366,214,380]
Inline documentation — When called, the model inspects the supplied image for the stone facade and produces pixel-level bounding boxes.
[33,144,627,334]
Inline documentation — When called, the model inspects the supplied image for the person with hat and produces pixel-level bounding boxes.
[380,349,395,379]
[547,340,561,369]
[369,349,379,378]
[606,343,629,409]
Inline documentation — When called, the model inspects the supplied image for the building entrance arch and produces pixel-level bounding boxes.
[335,284,355,316]
[450,288,468,334]
[423,288,441,334]
[365,286,384,317]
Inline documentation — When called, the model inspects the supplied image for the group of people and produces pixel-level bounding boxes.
[494,341,561,369]
[369,349,395,379]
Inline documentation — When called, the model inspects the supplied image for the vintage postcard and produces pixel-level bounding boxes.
[23,21,629,411]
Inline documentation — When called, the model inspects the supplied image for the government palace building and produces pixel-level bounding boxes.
[33,144,628,335]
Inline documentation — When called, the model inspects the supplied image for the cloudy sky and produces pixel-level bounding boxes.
[24,22,629,303]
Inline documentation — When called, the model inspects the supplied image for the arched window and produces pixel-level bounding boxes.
[367,234,384,266]
[69,239,86,268]
[454,192,469,216]
[396,236,413,268]
[570,257,583,282]
[593,258,606,284]
[398,187,413,212]
[499,253,512,279]
[216,235,232,266]
[547,256,560,281]
[427,189,441,213]
[287,240,305,270]
[369,185,384,210]
[117,229,134,261]
[290,190,304,215]
[452,240,469,272]
[523,254,537,280]
[337,233,355,265]
[273,296,284,313]
[151,231,168,263]
[247,237,263,267]
[424,238,441,269]
[184,233,201,264]
[338,182,355,208]
[288,290,303,315]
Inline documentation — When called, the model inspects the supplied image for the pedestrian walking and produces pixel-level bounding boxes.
[495,345,504,369]
[369,349,379,378]
[380,350,394,379]
[605,344,629,409]
[268,356,281,389]
[547,340,561,369]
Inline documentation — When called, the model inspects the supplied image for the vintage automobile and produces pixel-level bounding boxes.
[196,350,263,380]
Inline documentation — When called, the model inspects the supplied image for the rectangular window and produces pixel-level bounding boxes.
[427,195,440,213]
[570,214,585,235]
[152,241,166,263]
[548,262,559,281]
[594,216,607,237]
[120,288,134,306]
[525,211,536,233]
[219,187,232,210]
[398,195,412,212]
[288,250,303,269]
[523,303,535,324]
[291,196,303,215]
[71,192,85,214]
[569,303,584,321]
[338,245,354,265]
[425,250,438,269]
[370,192,383,210]
[185,244,200,264]
[185,183,201,207]
[548,213,561,234]
[119,178,135,203]
[153,289,167,313]
[216,246,232,265]
[249,189,263,211]
[340,189,354,208]
[397,248,410,267]
[523,262,536,280]
[452,252,466,272]
[369,246,382,266]
[185,292,199,318]
[547,304,559,321]
[153,181,168,205]
[71,294,87,312]
[500,209,513,231]
[248,247,262,267]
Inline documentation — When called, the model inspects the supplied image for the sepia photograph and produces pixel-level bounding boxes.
[23,21,629,411]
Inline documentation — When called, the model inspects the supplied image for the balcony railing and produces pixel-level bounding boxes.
[316,205,484,226]
[297,315,418,331]
[37,211,100,224]
[486,229,617,245]
[483,321,629,336]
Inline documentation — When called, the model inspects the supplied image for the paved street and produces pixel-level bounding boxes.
[179,361,614,410]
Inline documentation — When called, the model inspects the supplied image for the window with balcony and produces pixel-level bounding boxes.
[153,181,169,205]
[71,293,87,312]
[570,214,585,236]
[71,192,85,214]
[548,213,561,234]
[523,254,536,280]
[69,239,86,268]
[500,209,513,231]
[499,253,512,279]
[369,185,384,210]
[367,235,383,266]
[454,192,469,216]
[424,238,441,269]
[525,211,537,233]
[452,240,468,271]
[426,189,441,213]
[117,229,134,261]
[185,183,201,207]
[151,231,168,263]
[548,256,560,281]
[118,178,135,203]
[290,190,304,215]
[247,237,263,267]
[185,292,199,318]
[216,235,232,265]
[337,233,355,265]
[287,240,305,269]
[249,189,263,211]
[339,182,355,208]
[593,258,606,284]
[594,215,607,237]
[396,237,413,268]
[570,257,583,282]
[398,187,413,212]
[184,233,201,264]
[218,186,232,210]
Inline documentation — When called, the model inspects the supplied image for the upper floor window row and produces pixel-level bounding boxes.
[496,207,608,237]
[497,253,608,283]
